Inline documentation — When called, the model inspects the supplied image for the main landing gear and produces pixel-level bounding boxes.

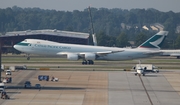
[82,60,94,65]
[27,56,30,60]
[26,54,30,60]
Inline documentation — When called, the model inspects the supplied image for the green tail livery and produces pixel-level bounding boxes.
[138,31,168,49]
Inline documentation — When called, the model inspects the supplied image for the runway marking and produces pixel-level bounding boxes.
[138,74,153,105]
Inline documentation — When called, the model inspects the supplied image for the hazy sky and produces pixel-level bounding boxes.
[0,0,180,12]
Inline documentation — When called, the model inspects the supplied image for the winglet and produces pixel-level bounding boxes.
[138,31,168,49]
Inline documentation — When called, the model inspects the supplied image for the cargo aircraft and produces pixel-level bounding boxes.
[92,31,180,59]
[132,61,159,76]
[160,49,180,59]
[133,60,146,76]
[13,31,168,65]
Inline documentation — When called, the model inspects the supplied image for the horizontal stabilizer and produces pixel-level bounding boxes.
[96,50,124,56]
[143,51,162,55]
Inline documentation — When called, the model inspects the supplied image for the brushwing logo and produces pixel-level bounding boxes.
[139,34,166,49]
[149,35,165,49]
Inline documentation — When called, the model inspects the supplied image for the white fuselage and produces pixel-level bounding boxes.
[160,50,180,57]
[137,69,144,74]
[14,39,160,61]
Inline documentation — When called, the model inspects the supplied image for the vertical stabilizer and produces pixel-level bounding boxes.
[138,31,168,49]
[92,34,97,46]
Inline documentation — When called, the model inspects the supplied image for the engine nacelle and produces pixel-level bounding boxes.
[143,67,147,70]
[67,54,79,61]
[84,53,96,60]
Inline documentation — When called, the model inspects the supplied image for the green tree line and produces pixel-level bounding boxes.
[0,6,180,49]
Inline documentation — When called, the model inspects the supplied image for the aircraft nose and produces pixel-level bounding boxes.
[13,44,21,51]
[13,44,17,49]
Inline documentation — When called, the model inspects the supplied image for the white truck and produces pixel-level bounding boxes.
[133,64,159,73]
[6,70,11,75]
[0,83,5,92]
[9,65,27,71]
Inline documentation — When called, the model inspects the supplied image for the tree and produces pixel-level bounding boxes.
[174,34,180,49]
[135,33,147,47]
[116,32,130,47]
[96,31,116,47]
[0,6,180,49]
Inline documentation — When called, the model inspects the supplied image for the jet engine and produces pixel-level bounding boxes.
[84,53,96,60]
[67,54,79,60]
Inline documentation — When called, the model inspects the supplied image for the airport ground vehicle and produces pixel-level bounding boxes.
[6,70,11,75]
[38,75,49,81]
[9,65,27,71]
[1,91,9,99]
[2,77,12,83]
[51,77,59,82]
[24,81,31,88]
[133,64,159,73]
[35,84,41,89]
[0,83,5,92]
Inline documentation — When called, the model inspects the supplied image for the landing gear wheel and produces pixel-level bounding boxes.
[82,60,87,65]
[88,60,94,65]
[27,57,30,60]
[82,60,94,65]
[91,60,94,65]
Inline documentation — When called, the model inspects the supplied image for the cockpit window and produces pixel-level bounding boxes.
[24,40,27,42]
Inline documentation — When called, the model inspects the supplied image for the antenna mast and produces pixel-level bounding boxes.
[88,6,97,46]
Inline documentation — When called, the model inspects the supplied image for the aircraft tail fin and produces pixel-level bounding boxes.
[138,31,168,49]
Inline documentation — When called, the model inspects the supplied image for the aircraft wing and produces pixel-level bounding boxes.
[170,54,180,57]
[78,50,124,56]
[57,50,124,56]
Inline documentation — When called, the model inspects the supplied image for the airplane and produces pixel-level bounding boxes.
[90,30,180,59]
[132,63,159,76]
[13,31,168,65]
[160,49,180,59]
[133,60,146,76]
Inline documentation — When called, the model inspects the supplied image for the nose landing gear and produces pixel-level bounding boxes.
[27,56,30,60]
[26,54,30,60]
[82,60,94,65]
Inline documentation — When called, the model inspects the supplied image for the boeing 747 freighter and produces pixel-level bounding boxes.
[13,31,168,64]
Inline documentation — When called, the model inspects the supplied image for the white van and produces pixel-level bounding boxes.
[6,70,11,75]
[0,83,5,92]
